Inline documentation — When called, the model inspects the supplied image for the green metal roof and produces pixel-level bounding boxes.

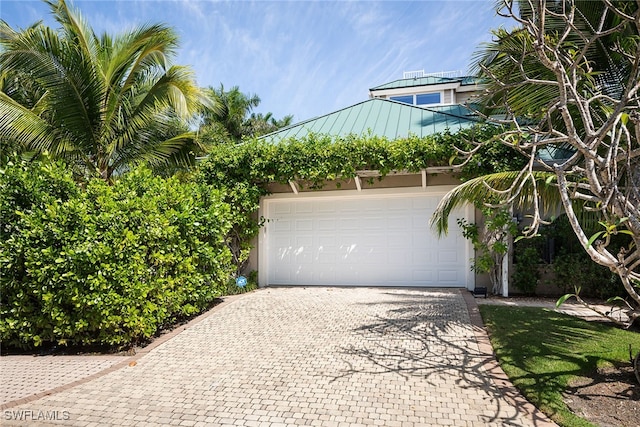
[261,99,479,142]
[369,76,481,91]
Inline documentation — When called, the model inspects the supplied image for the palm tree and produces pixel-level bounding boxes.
[201,84,261,141]
[431,171,560,235]
[0,0,207,181]
[199,84,294,141]
[243,111,294,138]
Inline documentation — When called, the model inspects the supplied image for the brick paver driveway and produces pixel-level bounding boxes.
[1,287,553,426]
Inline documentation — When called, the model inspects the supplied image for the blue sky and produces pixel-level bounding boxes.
[1,0,512,122]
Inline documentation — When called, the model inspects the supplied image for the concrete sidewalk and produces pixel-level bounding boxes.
[475,295,631,324]
[1,288,556,426]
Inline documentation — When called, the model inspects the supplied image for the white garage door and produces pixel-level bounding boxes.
[260,190,471,287]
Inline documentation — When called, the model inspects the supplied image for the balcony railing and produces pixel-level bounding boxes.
[402,70,463,79]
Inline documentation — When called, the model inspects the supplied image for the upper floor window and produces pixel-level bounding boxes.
[389,95,414,105]
[416,93,441,105]
[389,92,442,106]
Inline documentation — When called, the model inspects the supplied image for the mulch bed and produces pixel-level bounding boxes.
[564,364,639,427]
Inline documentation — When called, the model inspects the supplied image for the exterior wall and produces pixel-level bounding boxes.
[361,174,422,189]
[443,89,453,104]
[244,236,259,276]
[265,173,461,193]
[471,207,492,288]
[425,173,460,186]
[509,263,565,296]
[456,92,479,105]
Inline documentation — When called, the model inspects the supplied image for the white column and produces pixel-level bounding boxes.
[501,254,509,297]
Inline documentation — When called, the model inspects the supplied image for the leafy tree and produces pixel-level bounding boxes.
[431,0,640,326]
[0,0,207,181]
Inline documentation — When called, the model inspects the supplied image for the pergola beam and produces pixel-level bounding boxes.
[288,180,299,194]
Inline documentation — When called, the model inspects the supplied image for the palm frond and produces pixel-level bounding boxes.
[45,0,100,62]
[0,92,56,153]
[430,171,561,236]
[132,65,202,119]
[0,20,103,151]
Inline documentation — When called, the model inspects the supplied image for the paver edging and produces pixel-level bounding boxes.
[0,291,253,411]
[461,289,558,427]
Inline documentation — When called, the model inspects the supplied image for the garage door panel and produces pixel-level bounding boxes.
[294,246,312,264]
[360,268,385,283]
[411,197,432,210]
[438,270,461,283]
[361,217,386,230]
[388,216,410,229]
[274,204,292,214]
[315,269,336,282]
[317,251,336,263]
[388,233,412,247]
[317,235,336,246]
[388,267,412,282]
[388,198,412,210]
[412,250,430,263]
[295,202,313,213]
[318,219,336,231]
[413,269,434,283]
[412,215,429,230]
[264,193,469,287]
[411,238,430,250]
[339,200,360,211]
[438,250,459,263]
[338,218,360,231]
[295,219,313,231]
[274,219,292,232]
[388,249,412,265]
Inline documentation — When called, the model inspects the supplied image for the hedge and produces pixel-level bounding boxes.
[0,161,235,348]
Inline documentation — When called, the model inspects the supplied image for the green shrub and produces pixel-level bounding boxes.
[512,246,541,295]
[1,161,235,348]
[522,215,627,299]
[552,251,624,299]
[199,125,516,190]
[510,214,627,299]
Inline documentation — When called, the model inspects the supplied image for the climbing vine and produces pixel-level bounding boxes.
[199,124,519,190]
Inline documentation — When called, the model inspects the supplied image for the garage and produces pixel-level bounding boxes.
[258,188,472,287]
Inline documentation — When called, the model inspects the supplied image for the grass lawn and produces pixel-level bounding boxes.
[479,305,640,427]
